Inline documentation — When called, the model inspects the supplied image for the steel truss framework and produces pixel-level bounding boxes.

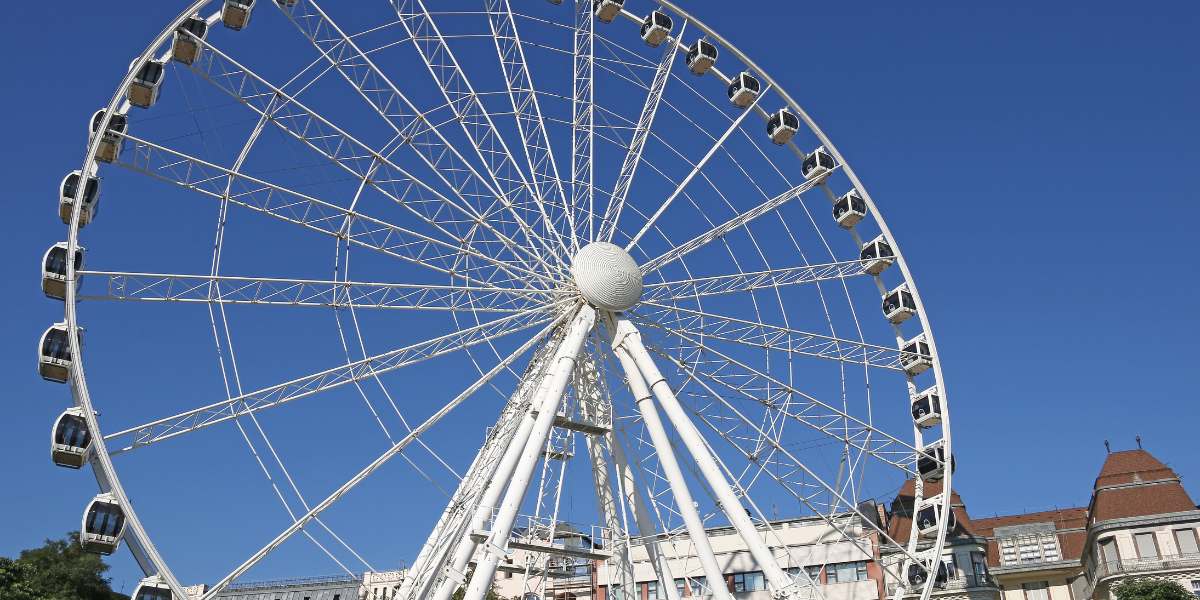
[51,4,955,600]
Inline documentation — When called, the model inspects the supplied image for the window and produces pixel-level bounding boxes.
[1135,533,1159,560]
[605,586,621,600]
[1189,580,1199,599]
[785,567,821,585]
[687,577,710,596]
[1176,530,1200,556]
[1001,539,1018,566]
[732,572,765,592]
[971,552,988,578]
[1099,538,1119,567]
[1001,534,1061,565]
[647,582,663,600]
[826,562,868,584]
[676,580,687,598]
[1023,582,1049,600]
[944,556,957,580]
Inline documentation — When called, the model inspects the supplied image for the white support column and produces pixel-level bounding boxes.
[429,369,556,600]
[585,434,637,600]
[607,429,684,600]
[464,306,597,600]
[612,314,797,600]
[608,327,732,600]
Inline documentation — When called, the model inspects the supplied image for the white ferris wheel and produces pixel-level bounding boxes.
[42,1,957,600]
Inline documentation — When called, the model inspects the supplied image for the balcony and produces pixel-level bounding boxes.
[887,574,999,596]
[1084,553,1200,598]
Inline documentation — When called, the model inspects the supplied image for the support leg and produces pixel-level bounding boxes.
[464,306,597,600]
[608,330,732,600]
[612,314,797,600]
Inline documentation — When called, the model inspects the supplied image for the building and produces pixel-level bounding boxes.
[972,449,1200,600]
[170,449,1198,600]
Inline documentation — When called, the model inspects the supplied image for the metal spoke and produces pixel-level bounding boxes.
[79,272,556,313]
[114,133,545,289]
[104,307,560,454]
[197,320,559,600]
[632,303,904,370]
[572,0,595,242]
[275,0,561,273]
[486,0,577,252]
[392,0,570,261]
[182,37,550,278]
[597,22,684,243]
[638,172,837,276]
[641,258,874,303]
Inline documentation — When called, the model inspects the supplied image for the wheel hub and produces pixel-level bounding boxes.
[570,241,643,312]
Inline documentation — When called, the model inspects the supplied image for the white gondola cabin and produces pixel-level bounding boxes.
[639,11,672,47]
[81,493,126,555]
[918,440,955,483]
[900,333,932,375]
[727,72,760,109]
[42,242,85,300]
[910,386,942,428]
[832,191,866,229]
[89,109,128,163]
[915,494,957,539]
[859,234,894,275]
[908,559,949,587]
[766,108,799,146]
[685,39,717,75]
[172,16,209,64]
[128,60,165,109]
[593,0,623,24]
[133,575,172,600]
[801,147,835,181]
[222,0,255,30]
[59,170,100,227]
[39,322,80,383]
[52,407,93,468]
[882,283,917,324]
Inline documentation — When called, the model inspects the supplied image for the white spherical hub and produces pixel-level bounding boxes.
[571,241,643,312]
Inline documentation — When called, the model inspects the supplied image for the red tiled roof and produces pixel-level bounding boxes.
[1090,450,1196,523]
[887,480,977,542]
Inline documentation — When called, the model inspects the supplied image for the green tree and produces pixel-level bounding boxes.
[4,532,126,600]
[1111,579,1195,600]
[0,557,46,600]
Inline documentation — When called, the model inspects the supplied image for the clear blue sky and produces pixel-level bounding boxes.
[2,0,1197,593]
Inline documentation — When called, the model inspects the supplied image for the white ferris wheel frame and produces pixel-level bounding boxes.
[57,2,956,600]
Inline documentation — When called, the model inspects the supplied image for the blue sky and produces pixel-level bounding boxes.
[2,0,1198,593]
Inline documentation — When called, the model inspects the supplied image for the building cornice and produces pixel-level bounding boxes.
[989,559,1082,576]
[1092,477,1181,495]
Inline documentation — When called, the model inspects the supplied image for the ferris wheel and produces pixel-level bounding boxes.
[43,1,957,600]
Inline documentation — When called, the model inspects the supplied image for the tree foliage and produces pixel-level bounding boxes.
[1112,579,1195,600]
[0,532,127,600]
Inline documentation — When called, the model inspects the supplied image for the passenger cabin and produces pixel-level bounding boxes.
[801,147,835,181]
[593,0,623,24]
[127,60,165,109]
[917,440,955,483]
[908,559,949,587]
[81,493,126,555]
[859,235,894,275]
[39,322,79,383]
[133,575,172,600]
[222,0,255,30]
[882,284,917,324]
[52,407,92,468]
[727,72,760,109]
[766,108,799,145]
[915,494,957,539]
[59,170,100,227]
[832,191,866,229]
[910,386,942,428]
[639,11,672,47]
[172,16,209,64]
[89,109,128,163]
[900,333,932,375]
[42,242,85,300]
[685,39,717,75]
